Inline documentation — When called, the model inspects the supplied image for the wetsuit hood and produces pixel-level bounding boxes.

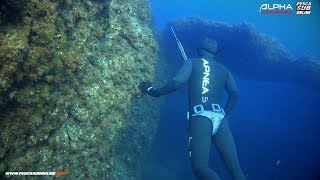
[197,38,218,57]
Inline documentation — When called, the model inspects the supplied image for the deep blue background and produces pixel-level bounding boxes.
[150,0,320,59]
[142,0,320,179]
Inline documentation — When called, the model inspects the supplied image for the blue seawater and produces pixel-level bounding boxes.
[142,0,320,179]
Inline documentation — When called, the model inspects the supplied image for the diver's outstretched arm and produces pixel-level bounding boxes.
[139,59,192,97]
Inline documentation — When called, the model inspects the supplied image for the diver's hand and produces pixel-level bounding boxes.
[139,81,152,93]
[139,81,160,98]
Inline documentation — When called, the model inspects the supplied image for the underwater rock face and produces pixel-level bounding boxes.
[164,17,320,91]
[0,0,160,179]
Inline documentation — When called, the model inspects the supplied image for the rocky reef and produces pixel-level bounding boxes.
[0,0,162,179]
[163,17,320,91]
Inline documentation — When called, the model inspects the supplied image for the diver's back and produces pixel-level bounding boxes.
[188,58,228,111]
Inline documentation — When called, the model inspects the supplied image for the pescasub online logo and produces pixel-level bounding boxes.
[259,2,311,15]
[296,2,311,14]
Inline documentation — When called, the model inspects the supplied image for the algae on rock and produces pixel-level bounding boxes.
[0,0,161,178]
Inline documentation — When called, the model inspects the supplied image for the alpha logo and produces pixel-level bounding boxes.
[296,2,311,15]
[202,58,210,103]
[260,4,294,14]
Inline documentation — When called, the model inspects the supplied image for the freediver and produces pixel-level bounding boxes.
[139,38,246,180]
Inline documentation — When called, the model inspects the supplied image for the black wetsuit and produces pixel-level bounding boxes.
[155,56,245,180]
